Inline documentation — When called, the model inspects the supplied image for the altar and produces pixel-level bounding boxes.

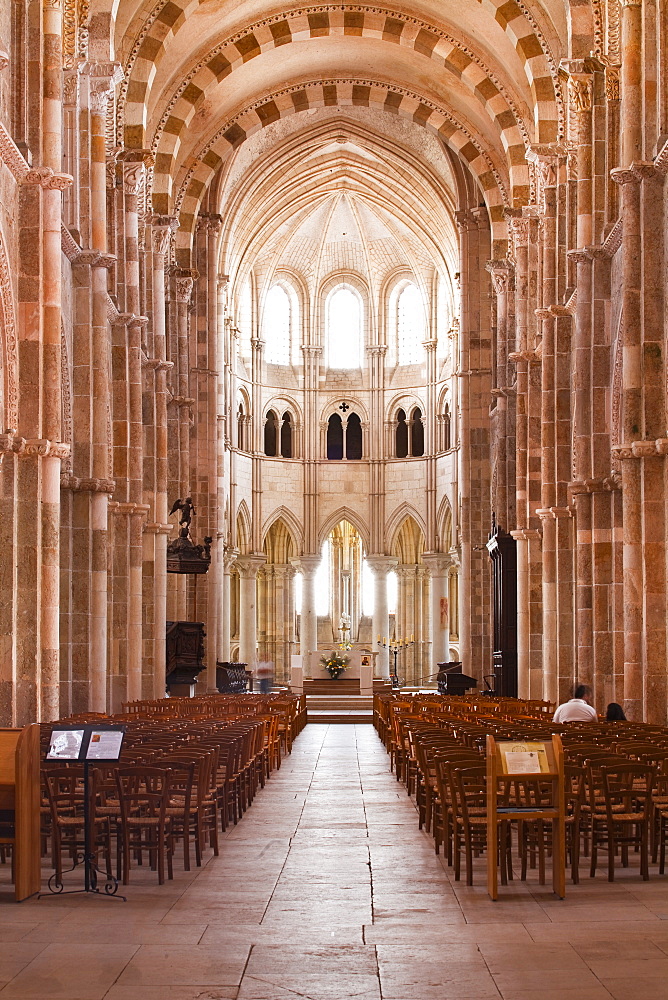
[291,644,378,696]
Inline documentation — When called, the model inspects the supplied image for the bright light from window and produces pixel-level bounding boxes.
[362,558,374,616]
[388,570,398,615]
[238,280,252,356]
[264,285,291,365]
[294,572,302,615]
[314,542,330,615]
[397,283,425,365]
[327,285,361,368]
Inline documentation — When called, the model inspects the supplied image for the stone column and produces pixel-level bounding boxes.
[292,555,321,677]
[486,260,515,530]
[145,215,177,697]
[423,553,452,667]
[220,546,237,662]
[81,61,122,712]
[235,554,265,670]
[172,273,197,621]
[609,0,648,717]
[367,555,398,679]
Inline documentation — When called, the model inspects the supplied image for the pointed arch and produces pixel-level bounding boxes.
[386,503,427,549]
[235,500,252,555]
[262,506,304,554]
[262,517,297,565]
[390,514,426,564]
[437,495,455,552]
[318,507,370,552]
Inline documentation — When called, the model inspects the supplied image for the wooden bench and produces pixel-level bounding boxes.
[0,725,41,901]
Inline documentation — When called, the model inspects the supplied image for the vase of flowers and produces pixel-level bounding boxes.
[320,650,349,680]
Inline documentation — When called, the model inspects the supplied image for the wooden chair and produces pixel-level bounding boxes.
[588,762,655,881]
[115,766,174,885]
[45,769,113,886]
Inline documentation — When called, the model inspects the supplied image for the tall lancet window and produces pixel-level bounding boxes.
[263,284,292,365]
[237,279,252,357]
[327,285,362,368]
[396,282,425,365]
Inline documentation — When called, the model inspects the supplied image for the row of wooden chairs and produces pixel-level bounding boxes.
[377,696,668,887]
[32,704,297,888]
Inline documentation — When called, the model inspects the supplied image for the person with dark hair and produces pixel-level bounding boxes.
[552,684,597,722]
[606,702,627,721]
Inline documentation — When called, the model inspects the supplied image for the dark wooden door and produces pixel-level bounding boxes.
[486,524,518,697]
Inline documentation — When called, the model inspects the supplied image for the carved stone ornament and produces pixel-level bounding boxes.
[150,215,179,255]
[605,65,621,101]
[486,259,514,296]
[0,50,9,72]
[176,277,194,303]
[120,160,146,196]
[63,72,78,106]
[567,77,593,115]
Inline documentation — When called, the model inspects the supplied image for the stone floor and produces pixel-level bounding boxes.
[2,724,668,999]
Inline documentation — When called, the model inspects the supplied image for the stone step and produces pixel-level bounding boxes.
[306,695,373,710]
[306,710,374,724]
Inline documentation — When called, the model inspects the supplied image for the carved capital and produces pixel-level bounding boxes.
[610,166,639,186]
[486,259,514,295]
[176,277,194,303]
[0,50,9,73]
[150,214,178,255]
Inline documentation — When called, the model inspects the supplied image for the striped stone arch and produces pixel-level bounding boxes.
[476,0,564,136]
[157,80,510,259]
[120,3,558,151]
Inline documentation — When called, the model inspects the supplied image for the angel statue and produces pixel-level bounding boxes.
[170,496,196,537]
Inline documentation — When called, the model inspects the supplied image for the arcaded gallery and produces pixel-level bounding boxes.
[0,0,667,994]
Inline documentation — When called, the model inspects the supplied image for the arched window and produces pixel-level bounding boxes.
[327,413,344,460]
[237,279,252,357]
[280,412,292,458]
[327,285,362,368]
[443,403,451,451]
[263,284,293,365]
[264,409,279,456]
[237,403,247,451]
[410,407,424,457]
[346,413,362,460]
[395,408,408,458]
[395,282,425,365]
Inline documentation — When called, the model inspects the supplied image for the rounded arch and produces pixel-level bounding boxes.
[164,80,510,258]
[125,4,557,195]
[387,392,426,423]
[318,507,370,553]
[321,396,369,425]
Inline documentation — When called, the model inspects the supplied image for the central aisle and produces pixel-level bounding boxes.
[4,725,668,999]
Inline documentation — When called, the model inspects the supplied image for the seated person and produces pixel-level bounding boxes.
[552,684,597,722]
[606,702,627,721]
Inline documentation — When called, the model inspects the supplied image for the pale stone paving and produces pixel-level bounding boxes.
[2,725,668,999]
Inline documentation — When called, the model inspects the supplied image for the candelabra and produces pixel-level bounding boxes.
[338,614,352,650]
[377,633,414,688]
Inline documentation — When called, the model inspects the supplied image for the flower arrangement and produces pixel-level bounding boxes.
[320,650,349,679]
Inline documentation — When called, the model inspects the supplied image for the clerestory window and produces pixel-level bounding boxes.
[326,285,362,368]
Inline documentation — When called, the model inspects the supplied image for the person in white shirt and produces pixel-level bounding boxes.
[552,684,598,723]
